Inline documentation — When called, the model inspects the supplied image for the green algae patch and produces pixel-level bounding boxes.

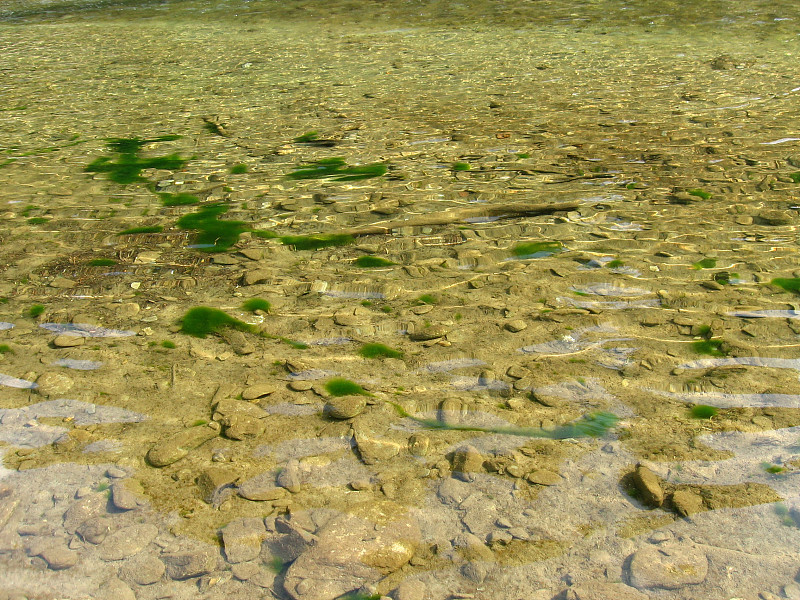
[27,304,45,318]
[690,405,718,419]
[87,258,117,267]
[159,192,199,206]
[452,162,471,171]
[771,278,800,293]
[118,225,163,235]
[286,157,386,182]
[413,294,438,306]
[325,378,371,397]
[511,241,563,258]
[242,298,271,313]
[180,306,257,338]
[687,189,712,200]
[280,234,354,251]
[177,204,248,252]
[85,135,188,184]
[692,258,717,269]
[359,343,402,359]
[692,339,727,357]
[230,164,248,174]
[354,255,395,268]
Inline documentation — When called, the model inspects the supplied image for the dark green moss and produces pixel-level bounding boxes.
[763,463,786,474]
[242,298,271,313]
[692,258,717,269]
[87,258,117,266]
[359,343,402,359]
[695,324,712,338]
[324,378,370,397]
[230,164,248,174]
[516,153,530,159]
[161,340,176,349]
[177,204,248,252]
[511,241,563,258]
[414,294,437,305]
[26,217,49,225]
[690,405,718,419]
[0,344,12,354]
[354,255,395,268]
[27,304,45,318]
[687,189,712,200]
[180,306,257,338]
[118,226,163,235]
[771,278,800,293]
[251,230,279,239]
[293,131,319,143]
[158,192,199,206]
[85,135,187,184]
[606,259,624,268]
[692,339,727,357]
[280,234,354,251]
[286,157,386,182]
[790,172,800,183]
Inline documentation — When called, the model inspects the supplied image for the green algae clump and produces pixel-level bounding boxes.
[180,306,257,338]
[771,278,800,293]
[242,298,271,313]
[359,343,402,359]
[177,204,248,252]
[692,339,727,357]
[280,234,354,251]
[511,241,563,258]
[690,405,718,419]
[325,378,370,397]
[354,255,395,268]
[118,225,163,235]
[286,157,386,182]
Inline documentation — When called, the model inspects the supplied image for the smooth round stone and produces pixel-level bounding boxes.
[53,334,85,347]
[525,469,562,486]
[35,371,74,395]
[288,380,313,392]
[324,396,366,419]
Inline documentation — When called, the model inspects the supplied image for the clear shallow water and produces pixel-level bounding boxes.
[1,1,800,599]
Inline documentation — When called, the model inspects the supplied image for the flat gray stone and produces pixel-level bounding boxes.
[162,549,218,580]
[564,581,650,600]
[146,425,218,467]
[99,524,158,561]
[282,501,419,600]
[118,553,166,585]
[221,517,267,563]
[628,542,708,590]
[237,471,290,502]
[324,395,367,419]
[35,542,78,570]
[110,480,147,511]
[62,493,107,534]
[76,517,112,544]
